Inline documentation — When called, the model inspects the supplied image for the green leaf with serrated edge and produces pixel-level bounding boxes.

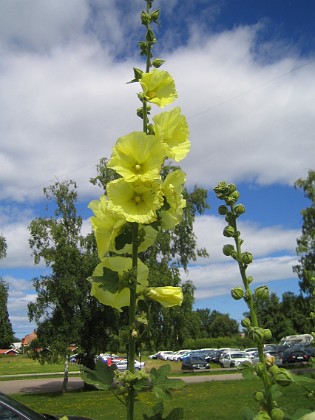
[164,407,184,420]
[240,406,255,420]
[115,225,133,250]
[81,359,116,390]
[90,266,119,293]
[150,365,185,391]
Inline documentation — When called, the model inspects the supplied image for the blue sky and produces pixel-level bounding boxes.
[0,0,314,340]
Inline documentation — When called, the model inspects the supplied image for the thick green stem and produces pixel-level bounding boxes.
[231,207,274,415]
[127,223,139,420]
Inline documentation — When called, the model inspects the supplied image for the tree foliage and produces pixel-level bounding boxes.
[28,180,120,369]
[293,169,315,296]
[0,279,14,348]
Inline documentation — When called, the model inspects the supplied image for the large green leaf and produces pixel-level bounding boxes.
[81,359,116,390]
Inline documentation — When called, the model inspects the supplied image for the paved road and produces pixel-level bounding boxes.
[0,372,242,394]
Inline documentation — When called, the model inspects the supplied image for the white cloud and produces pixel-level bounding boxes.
[0,0,89,50]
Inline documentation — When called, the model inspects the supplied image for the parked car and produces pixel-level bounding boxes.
[156,351,174,360]
[220,351,252,368]
[114,360,145,371]
[181,356,210,370]
[0,391,93,419]
[171,350,192,361]
[282,347,312,365]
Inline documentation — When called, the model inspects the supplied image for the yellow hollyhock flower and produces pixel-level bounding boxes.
[107,131,166,182]
[146,286,183,307]
[107,178,163,224]
[159,169,186,229]
[140,69,177,108]
[88,195,126,258]
[90,256,149,311]
[153,107,190,161]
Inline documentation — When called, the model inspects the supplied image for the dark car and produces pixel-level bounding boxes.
[282,348,311,365]
[0,391,93,420]
[181,356,210,370]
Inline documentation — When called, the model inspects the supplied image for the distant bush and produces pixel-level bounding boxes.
[183,335,256,350]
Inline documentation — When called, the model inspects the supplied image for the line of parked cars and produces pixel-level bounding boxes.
[149,342,315,370]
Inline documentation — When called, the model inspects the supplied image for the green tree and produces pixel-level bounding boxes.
[208,312,239,338]
[0,235,7,259]
[293,170,315,296]
[28,180,120,391]
[0,279,14,348]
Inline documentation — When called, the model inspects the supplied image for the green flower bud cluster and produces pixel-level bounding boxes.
[268,365,294,387]
[248,327,272,344]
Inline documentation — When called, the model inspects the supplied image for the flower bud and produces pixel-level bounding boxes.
[223,225,235,238]
[268,365,279,375]
[146,28,156,42]
[231,287,244,300]
[255,285,269,300]
[248,326,265,343]
[234,203,246,216]
[263,329,272,341]
[244,289,252,303]
[226,190,240,205]
[272,368,294,387]
[150,9,160,22]
[223,244,235,256]
[241,252,253,264]
[271,408,284,420]
[265,354,275,367]
[247,276,254,284]
[141,11,150,25]
[241,317,251,328]
[152,58,165,68]
[254,391,265,402]
[255,362,265,377]
[218,205,228,215]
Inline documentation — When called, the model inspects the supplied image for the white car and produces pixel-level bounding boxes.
[220,351,252,368]
[157,351,174,360]
[171,350,192,361]
[114,360,145,371]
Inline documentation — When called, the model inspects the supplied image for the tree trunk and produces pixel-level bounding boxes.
[62,357,69,394]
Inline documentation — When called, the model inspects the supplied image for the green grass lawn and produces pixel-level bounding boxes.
[13,377,315,419]
[0,355,80,376]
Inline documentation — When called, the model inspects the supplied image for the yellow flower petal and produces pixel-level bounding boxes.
[88,196,126,258]
[107,179,163,224]
[108,132,166,182]
[153,107,190,161]
[146,286,183,307]
[140,69,177,108]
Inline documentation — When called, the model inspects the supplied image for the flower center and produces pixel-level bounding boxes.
[148,91,156,99]
[135,164,141,172]
[134,196,141,204]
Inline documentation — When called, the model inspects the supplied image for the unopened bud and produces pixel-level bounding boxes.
[271,408,284,420]
[254,391,265,403]
[218,205,228,215]
[272,368,294,387]
[241,318,251,329]
[241,252,253,264]
[231,287,244,300]
[223,225,235,238]
[255,285,269,300]
[234,204,246,216]
[223,244,235,256]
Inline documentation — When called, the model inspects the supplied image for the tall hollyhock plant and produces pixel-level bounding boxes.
[82,1,188,419]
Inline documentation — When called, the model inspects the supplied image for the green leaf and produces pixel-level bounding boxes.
[90,267,120,294]
[115,225,133,250]
[81,359,116,390]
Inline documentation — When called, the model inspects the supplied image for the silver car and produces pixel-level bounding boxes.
[220,351,252,368]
